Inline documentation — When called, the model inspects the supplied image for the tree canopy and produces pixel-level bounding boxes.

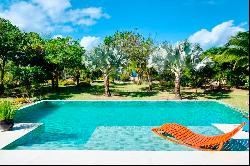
[0,18,23,94]
[0,17,248,100]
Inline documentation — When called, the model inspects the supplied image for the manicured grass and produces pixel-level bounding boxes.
[0,81,249,113]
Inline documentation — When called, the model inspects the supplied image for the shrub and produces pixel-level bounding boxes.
[0,101,16,121]
[120,72,130,82]
[61,79,76,86]
[14,98,31,104]
[159,81,174,88]
[78,79,91,87]
[244,76,249,89]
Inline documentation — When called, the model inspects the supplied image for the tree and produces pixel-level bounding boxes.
[192,57,213,93]
[17,32,45,65]
[0,18,23,95]
[63,41,86,85]
[107,31,154,85]
[201,47,225,89]
[142,38,155,90]
[85,41,128,96]
[148,40,210,99]
[222,31,249,87]
[14,32,52,80]
[224,31,249,69]
[202,31,249,88]
[44,37,84,89]
[11,66,46,97]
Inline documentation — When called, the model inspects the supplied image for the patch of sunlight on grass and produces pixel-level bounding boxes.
[220,89,249,113]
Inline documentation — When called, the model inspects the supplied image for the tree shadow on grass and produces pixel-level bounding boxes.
[140,83,174,93]
[181,89,232,100]
[112,91,158,98]
[110,82,160,97]
[83,84,104,95]
[39,84,105,100]
[39,86,80,100]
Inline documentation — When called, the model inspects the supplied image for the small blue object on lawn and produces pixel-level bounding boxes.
[131,70,138,77]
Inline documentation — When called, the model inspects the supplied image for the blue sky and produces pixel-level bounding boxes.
[0,0,249,50]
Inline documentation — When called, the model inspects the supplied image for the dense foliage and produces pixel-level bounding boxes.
[0,18,23,94]
[0,17,248,99]
[202,31,249,89]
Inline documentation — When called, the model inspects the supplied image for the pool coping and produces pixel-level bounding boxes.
[18,99,247,115]
[0,123,43,149]
[0,150,248,165]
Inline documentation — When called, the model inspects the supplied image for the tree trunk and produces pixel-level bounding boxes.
[52,70,59,90]
[76,70,80,85]
[175,75,182,100]
[137,73,142,85]
[195,77,198,95]
[76,77,80,85]
[52,77,55,89]
[148,78,152,91]
[0,60,6,95]
[204,78,207,94]
[147,71,152,91]
[55,70,59,90]
[104,74,111,97]
[25,83,31,98]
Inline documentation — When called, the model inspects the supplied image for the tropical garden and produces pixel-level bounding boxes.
[0,17,249,113]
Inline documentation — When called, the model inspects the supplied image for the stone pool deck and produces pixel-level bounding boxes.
[0,150,248,165]
[0,123,42,149]
[0,123,249,165]
[212,124,249,140]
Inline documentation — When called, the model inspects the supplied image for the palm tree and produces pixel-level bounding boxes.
[223,31,249,70]
[148,40,211,99]
[85,43,128,97]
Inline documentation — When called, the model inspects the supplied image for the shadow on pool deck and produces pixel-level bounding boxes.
[222,139,249,151]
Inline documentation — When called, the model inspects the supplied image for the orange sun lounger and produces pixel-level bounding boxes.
[152,122,246,151]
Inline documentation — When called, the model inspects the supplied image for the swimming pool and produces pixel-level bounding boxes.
[3,100,245,150]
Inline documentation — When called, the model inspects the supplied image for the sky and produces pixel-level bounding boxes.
[0,0,249,50]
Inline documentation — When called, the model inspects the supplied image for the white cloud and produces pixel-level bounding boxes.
[68,7,110,26]
[80,36,101,50]
[0,1,110,33]
[0,1,53,33]
[32,0,71,21]
[56,25,74,32]
[77,19,96,26]
[188,20,246,50]
[80,7,110,19]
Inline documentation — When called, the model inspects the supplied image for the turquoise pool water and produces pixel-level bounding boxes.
[3,101,245,150]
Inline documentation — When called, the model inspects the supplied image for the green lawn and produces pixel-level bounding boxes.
[1,81,249,113]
